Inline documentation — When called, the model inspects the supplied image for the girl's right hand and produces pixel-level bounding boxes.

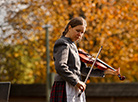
[75,81,86,92]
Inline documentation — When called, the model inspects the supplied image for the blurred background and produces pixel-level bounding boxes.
[0,0,138,102]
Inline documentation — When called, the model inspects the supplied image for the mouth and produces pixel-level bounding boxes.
[77,35,81,38]
[77,36,81,39]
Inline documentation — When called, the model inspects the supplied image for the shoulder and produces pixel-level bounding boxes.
[54,36,70,47]
[54,37,70,52]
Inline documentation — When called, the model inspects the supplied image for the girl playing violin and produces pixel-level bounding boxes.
[50,17,120,102]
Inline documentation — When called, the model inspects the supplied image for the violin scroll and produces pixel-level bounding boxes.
[118,74,126,80]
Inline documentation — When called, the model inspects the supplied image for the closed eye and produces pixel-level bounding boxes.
[76,29,84,34]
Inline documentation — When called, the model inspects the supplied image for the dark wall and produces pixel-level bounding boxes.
[9,83,138,102]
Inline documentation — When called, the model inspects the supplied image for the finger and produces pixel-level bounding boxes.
[79,86,84,91]
[117,67,120,74]
[79,85,85,92]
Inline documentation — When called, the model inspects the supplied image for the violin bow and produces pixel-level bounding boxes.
[78,46,103,97]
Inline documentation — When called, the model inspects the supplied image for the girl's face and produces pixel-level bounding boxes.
[66,25,86,42]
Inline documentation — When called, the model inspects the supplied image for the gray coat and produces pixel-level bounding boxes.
[53,36,105,86]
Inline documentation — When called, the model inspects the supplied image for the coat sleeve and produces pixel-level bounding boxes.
[81,61,105,77]
[53,39,80,86]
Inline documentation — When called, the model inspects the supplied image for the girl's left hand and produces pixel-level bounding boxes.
[104,67,120,75]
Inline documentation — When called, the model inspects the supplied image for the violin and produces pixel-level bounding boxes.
[78,49,126,81]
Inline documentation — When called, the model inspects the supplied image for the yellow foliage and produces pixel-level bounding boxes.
[2,0,138,83]
[14,53,19,57]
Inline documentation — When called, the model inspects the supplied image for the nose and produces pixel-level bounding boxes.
[77,32,82,36]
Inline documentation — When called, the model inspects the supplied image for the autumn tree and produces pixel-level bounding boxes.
[1,0,138,83]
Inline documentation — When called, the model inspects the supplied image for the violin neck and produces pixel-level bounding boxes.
[97,58,116,71]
